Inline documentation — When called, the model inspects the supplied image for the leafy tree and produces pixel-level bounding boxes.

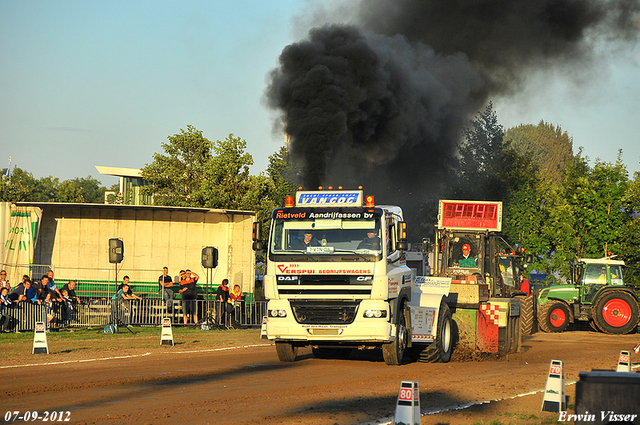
[0,167,39,202]
[621,168,640,285]
[141,125,213,206]
[199,134,255,210]
[505,121,573,184]
[499,147,549,266]
[543,151,632,278]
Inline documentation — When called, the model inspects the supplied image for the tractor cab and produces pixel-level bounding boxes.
[573,257,625,304]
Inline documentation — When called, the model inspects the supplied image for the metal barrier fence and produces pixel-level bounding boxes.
[1,263,228,300]
[1,299,268,332]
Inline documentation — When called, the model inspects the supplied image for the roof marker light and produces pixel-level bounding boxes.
[285,196,294,208]
[366,195,375,207]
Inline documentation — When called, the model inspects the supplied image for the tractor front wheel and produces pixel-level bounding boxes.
[538,301,570,333]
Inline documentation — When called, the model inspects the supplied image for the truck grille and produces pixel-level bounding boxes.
[277,275,372,297]
[290,300,360,324]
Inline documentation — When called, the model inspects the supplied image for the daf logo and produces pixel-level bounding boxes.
[356,276,373,281]
[277,276,298,282]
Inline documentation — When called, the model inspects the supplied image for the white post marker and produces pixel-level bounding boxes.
[260,316,268,339]
[160,317,174,346]
[541,359,565,412]
[616,350,631,372]
[393,381,420,425]
[32,322,49,354]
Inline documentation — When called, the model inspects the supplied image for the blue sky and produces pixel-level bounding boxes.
[1,0,639,188]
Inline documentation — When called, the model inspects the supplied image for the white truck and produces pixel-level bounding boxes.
[254,189,453,365]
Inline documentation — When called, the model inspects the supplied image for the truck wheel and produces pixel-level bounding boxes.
[593,291,639,335]
[382,304,408,366]
[515,294,535,336]
[538,302,570,333]
[275,342,298,362]
[414,301,453,363]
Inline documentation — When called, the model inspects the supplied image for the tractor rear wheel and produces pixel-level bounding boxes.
[412,300,453,363]
[515,294,535,336]
[593,291,639,335]
[538,301,570,333]
[275,341,298,362]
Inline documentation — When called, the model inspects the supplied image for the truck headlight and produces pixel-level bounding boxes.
[268,309,287,318]
[363,309,387,318]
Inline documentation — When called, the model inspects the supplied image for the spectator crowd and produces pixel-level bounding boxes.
[0,269,82,332]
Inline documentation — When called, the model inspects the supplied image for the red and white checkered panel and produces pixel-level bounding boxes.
[35,323,45,332]
[480,304,500,325]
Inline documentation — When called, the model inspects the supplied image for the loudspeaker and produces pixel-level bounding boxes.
[109,238,124,263]
[202,246,218,268]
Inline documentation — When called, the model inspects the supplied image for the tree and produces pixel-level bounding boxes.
[141,125,213,207]
[0,167,39,202]
[504,121,573,184]
[455,102,506,200]
[198,134,255,210]
[543,151,632,277]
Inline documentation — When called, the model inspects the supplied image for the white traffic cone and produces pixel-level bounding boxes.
[393,381,420,425]
[160,317,174,346]
[616,350,631,372]
[541,359,565,412]
[32,322,49,354]
[260,316,268,339]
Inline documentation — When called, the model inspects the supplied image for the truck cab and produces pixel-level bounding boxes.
[261,189,413,365]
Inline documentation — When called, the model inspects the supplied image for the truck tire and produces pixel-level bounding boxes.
[538,301,570,333]
[593,291,639,335]
[312,348,352,359]
[382,304,408,366]
[515,294,535,336]
[413,301,453,363]
[275,341,298,362]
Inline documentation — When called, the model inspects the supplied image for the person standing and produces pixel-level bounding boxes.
[158,267,175,313]
[216,279,233,325]
[179,269,199,324]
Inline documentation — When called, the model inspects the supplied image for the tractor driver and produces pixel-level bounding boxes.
[458,243,477,268]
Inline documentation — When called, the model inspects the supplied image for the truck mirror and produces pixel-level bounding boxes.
[252,222,262,242]
[396,221,407,251]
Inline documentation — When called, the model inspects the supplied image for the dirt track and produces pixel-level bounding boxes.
[3,329,640,425]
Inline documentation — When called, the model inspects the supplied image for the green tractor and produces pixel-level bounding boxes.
[537,257,640,334]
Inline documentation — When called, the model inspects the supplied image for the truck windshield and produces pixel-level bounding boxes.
[269,207,383,258]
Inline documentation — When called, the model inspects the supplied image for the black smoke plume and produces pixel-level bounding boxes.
[265,0,639,232]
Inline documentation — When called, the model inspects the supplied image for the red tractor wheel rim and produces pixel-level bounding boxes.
[549,308,566,328]
[602,299,632,327]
